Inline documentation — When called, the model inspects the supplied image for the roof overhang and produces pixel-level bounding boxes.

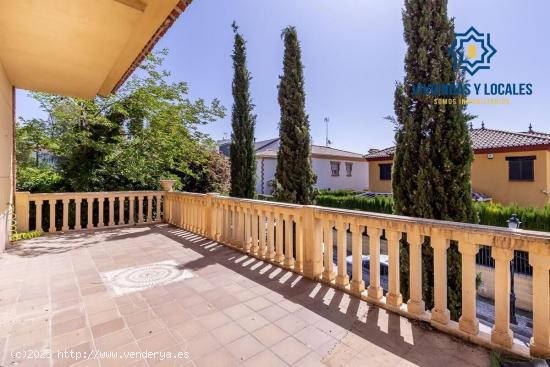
[0,0,190,99]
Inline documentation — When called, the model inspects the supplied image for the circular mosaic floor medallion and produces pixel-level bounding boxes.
[110,263,183,289]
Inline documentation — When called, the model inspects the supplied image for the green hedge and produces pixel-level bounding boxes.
[316,195,394,215]
[316,194,550,232]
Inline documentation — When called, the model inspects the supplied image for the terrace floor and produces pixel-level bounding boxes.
[0,225,490,367]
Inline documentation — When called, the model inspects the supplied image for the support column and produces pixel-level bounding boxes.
[350,222,365,295]
[335,220,349,288]
[407,231,425,315]
[61,199,70,232]
[15,192,30,233]
[491,247,514,347]
[431,234,450,325]
[367,227,383,301]
[35,200,43,232]
[386,230,402,307]
[302,206,323,280]
[74,198,82,230]
[322,219,335,282]
[49,200,56,233]
[458,241,479,335]
[275,212,284,264]
[529,254,550,358]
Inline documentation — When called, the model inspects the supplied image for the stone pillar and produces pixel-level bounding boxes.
[87,197,94,229]
[302,206,323,280]
[458,241,479,335]
[108,196,115,227]
[431,234,450,325]
[258,210,266,258]
[386,230,403,307]
[243,207,251,252]
[322,219,335,282]
[407,231,425,315]
[15,192,30,233]
[98,197,105,228]
[146,195,153,224]
[75,198,82,230]
[529,254,550,358]
[62,199,70,231]
[35,200,43,232]
[490,247,514,348]
[284,213,294,267]
[350,222,365,295]
[335,220,349,288]
[267,213,275,261]
[205,193,219,240]
[128,196,135,225]
[0,74,14,252]
[118,196,125,225]
[275,212,284,263]
[367,227,383,301]
[294,214,303,272]
[49,199,56,233]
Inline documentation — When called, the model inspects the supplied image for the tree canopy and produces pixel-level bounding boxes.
[16,49,229,194]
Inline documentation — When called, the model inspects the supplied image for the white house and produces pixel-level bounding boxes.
[253,139,369,195]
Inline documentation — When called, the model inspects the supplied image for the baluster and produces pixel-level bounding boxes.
[87,198,94,229]
[294,214,303,273]
[275,212,284,264]
[155,195,161,223]
[386,230,402,307]
[108,196,115,227]
[458,241,479,334]
[49,200,56,233]
[223,203,230,244]
[490,247,514,348]
[430,233,450,325]
[335,220,349,288]
[258,209,266,258]
[322,218,335,282]
[367,227,383,300]
[147,195,153,224]
[35,200,43,232]
[244,207,251,252]
[407,230,425,314]
[238,206,245,247]
[252,208,259,255]
[232,205,239,247]
[284,213,294,267]
[118,196,125,225]
[137,195,144,224]
[129,196,135,225]
[350,222,365,295]
[267,213,275,261]
[98,197,105,227]
[74,197,82,230]
[61,198,69,231]
[529,253,550,357]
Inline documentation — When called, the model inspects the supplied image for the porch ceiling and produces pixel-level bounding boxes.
[0,0,189,99]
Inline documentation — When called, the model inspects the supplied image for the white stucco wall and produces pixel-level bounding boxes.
[256,157,369,195]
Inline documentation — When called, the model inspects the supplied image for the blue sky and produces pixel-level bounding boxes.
[16,0,550,154]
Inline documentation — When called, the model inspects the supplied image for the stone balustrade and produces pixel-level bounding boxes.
[12,189,550,359]
[164,191,550,359]
[14,191,164,233]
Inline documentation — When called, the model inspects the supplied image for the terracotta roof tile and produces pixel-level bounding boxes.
[364,127,550,160]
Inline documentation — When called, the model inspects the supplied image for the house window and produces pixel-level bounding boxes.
[379,163,392,181]
[330,161,340,176]
[507,156,535,181]
[345,163,353,177]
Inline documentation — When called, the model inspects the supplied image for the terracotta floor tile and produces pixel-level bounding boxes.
[210,322,248,345]
[271,336,312,365]
[195,347,240,367]
[130,318,166,340]
[252,323,288,347]
[137,331,178,352]
[236,312,270,332]
[186,333,221,360]
[226,334,265,362]
[52,315,87,336]
[244,349,289,367]
[94,329,136,351]
[91,317,125,338]
[197,311,232,331]
[52,327,92,353]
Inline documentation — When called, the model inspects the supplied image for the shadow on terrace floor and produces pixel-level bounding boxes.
[154,225,489,366]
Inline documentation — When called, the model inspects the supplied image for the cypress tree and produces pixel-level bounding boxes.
[273,26,316,205]
[229,21,256,198]
[392,0,474,321]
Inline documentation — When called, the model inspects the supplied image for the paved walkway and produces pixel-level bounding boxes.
[0,225,490,367]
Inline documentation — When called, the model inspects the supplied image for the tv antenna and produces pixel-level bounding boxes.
[324,117,332,146]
